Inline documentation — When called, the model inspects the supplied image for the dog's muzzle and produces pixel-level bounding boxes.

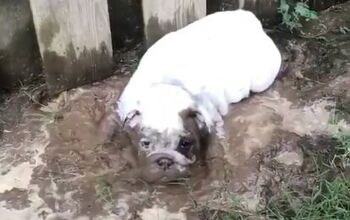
[147,150,196,169]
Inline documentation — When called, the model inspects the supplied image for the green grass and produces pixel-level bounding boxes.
[199,208,250,220]
[196,189,255,220]
[95,178,114,209]
[267,177,350,219]
[333,132,350,169]
[339,26,350,35]
[221,213,245,220]
[200,132,350,219]
[197,129,350,220]
[266,132,350,220]
[297,178,350,219]
[220,197,251,220]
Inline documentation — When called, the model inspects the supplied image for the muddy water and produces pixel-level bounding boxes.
[1,3,350,220]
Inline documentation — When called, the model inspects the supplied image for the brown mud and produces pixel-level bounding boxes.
[0,2,350,220]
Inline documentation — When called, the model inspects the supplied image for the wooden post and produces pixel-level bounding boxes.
[0,0,42,89]
[141,0,206,48]
[29,0,113,96]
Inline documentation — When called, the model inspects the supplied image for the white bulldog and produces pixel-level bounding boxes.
[117,10,282,182]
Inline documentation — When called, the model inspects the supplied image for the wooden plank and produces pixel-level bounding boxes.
[212,0,279,26]
[0,0,42,89]
[107,0,143,50]
[141,0,206,48]
[29,0,113,95]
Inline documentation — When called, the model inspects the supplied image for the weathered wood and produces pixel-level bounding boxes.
[29,0,113,95]
[220,0,279,25]
[107,0,143,50]
[141,0,206,48]
[0,0,42,89]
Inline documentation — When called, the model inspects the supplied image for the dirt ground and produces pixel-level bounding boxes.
[0,3,349,220]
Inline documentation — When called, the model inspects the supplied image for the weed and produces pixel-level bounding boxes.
[95,178,114,209]
[222,196,253,220]
[332,132,350,169]
[198,208,248,220]
[267,177,350,219]
[278,0,318,32]
[339,26,350,35]
[221,212,245,220]
[198,194,255,220]
[329,108,341,125]
[25,101,63,124]
[265,132,350,219]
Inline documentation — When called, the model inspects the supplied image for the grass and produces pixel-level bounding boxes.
[199,207,250,220]
[219,196,252,220]
[20,82,65,124]
[267,177,350,219]
[333,132,350,169]
[206,130,350,220]
[1,80,63,125]
[339,26,350,35]
[95,178,115,210]
[198,192,258,220]
[266,131,350,220]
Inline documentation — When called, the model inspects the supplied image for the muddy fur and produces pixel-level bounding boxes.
[116,10,281,183]
[179,109,211,164]
[114,108,211,183]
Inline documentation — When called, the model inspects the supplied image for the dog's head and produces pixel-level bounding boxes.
[120,85,210,182]
[123,108,209,182]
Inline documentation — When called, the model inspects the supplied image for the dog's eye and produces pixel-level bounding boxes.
[178,138,193,151]
[140,139,151,148]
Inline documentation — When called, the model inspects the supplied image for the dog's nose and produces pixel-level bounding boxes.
[156,157,174,170]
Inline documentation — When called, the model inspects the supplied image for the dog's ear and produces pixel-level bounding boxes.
[181,108,207,130]
[123,110,141,129]
[180,108,210,163]
[180,108,209,141]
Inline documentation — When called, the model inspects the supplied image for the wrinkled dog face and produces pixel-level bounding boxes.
[123,109,209,182]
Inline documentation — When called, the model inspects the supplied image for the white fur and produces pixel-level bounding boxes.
[136,84,196,132]
[117,9,282,134]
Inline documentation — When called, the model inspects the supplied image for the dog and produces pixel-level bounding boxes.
[116,9,282,182]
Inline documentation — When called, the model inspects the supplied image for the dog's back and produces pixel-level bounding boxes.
[118,9,281,121]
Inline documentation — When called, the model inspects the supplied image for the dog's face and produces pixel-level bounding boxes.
[123,108,209,182]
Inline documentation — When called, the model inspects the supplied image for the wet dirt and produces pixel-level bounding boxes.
[0,2,350,220]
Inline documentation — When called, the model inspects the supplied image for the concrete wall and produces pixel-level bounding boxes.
[0,0,42,89]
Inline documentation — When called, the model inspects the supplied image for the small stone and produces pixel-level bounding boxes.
[274,151,303,166]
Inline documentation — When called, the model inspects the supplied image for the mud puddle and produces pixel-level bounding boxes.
[1,2,350,220]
